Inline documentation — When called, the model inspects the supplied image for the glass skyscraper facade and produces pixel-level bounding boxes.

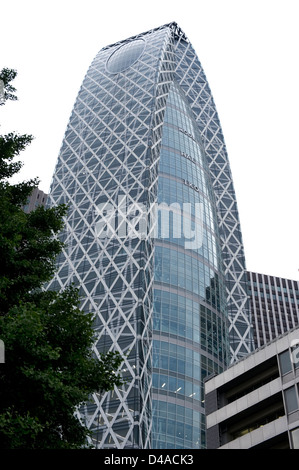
[152,82,228,448]
[47,22,253,448]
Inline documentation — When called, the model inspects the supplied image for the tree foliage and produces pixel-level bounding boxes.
[0,68,18,105]
[0,69,124,449]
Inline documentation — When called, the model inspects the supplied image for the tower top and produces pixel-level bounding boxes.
[101,21,188,52]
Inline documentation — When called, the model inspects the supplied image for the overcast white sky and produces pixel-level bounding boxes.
[0,0,298,281]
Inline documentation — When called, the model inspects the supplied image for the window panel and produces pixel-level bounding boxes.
[285,386,298,414]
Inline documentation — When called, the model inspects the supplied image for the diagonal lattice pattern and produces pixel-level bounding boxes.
[47,22,253,448]
[47,25,174,449]
[172,27,254,362]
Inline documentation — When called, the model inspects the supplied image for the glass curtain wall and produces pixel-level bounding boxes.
[152,82,228,448]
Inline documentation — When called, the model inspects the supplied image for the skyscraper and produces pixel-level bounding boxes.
[22,187,47,213]
[247,271,299,349]
[47,22,253,448]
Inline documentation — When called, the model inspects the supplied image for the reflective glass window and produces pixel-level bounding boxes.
[284,386,298,414]
[291,428,299,449]
[279,350,293,375]
[106,40,146,74]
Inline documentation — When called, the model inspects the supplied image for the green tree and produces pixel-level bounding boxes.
[0,68,18,105]
[0,69,123,449]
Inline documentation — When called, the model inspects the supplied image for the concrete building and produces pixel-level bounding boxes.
[247,271,299,349]
[22,187,47,213]
[205,327,299,448]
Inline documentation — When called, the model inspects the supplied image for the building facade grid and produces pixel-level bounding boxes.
[247,271,299,349]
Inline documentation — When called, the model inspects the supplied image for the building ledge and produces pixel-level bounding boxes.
[206,377,281,428]
[218,415,288,449]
